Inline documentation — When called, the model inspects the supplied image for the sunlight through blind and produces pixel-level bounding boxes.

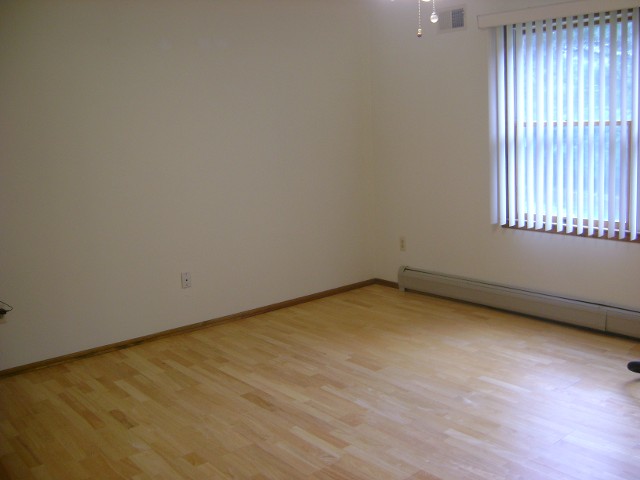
[496,8,640,241]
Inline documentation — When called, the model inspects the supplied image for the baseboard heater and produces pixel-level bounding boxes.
[398,266,640,339]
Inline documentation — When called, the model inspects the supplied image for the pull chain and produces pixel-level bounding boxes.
[431,0,439,24]
[417,0,423,37]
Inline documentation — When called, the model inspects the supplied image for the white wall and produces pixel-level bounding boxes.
[2,0,639,372]
[0,0,374,370]
[370,0,640,311]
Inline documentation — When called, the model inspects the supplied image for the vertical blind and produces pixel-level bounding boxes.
[496,8,640,241]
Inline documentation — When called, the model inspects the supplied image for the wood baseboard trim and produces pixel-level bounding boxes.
[374,278,398,289]
[0,279,395,378]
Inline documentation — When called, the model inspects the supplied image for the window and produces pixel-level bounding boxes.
[496,8,639,241]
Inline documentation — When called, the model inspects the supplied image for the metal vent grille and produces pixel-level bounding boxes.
[438,7,465,32]
[451,8,465,28]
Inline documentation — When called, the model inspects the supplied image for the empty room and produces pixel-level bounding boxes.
[1,0,640,478]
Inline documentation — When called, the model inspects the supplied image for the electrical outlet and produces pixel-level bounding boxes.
[399,236,406,252]
[181,272,192,289]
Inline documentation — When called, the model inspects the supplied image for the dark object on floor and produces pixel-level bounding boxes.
[627,361,640,373]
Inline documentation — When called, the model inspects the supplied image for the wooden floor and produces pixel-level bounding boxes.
[2,285,640,480]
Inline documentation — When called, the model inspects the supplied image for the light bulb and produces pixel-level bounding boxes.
[430,12,439,23]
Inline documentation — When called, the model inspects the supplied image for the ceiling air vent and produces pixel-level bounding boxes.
[438,7,465,32]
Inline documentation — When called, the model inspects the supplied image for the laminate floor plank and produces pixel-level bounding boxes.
[1,285,639,479]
